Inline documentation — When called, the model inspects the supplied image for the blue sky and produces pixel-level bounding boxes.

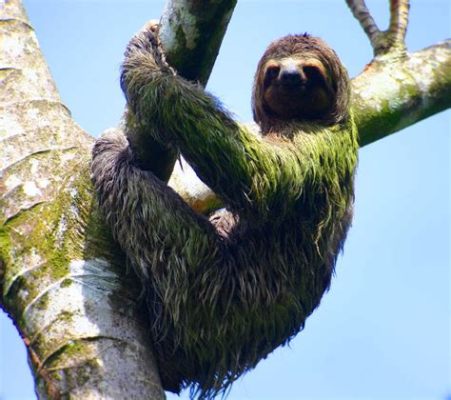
[1,1,449,399]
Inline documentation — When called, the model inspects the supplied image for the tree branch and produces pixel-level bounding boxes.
[388,0,409,48]
[345,0,381,50]
[159,0,237,85]
[353,40,451,146]
[346,0,410,56]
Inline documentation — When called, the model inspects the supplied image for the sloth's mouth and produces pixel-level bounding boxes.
[275,83,309,99]
[280,81,307,89]
[266,86,307,104]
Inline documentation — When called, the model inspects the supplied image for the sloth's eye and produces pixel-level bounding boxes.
[265,66,280,82]
[303,66,324,84]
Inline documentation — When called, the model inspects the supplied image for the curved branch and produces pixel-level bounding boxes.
[353,40,451,146]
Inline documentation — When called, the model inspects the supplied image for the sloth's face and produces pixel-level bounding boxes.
[261,56,334,121]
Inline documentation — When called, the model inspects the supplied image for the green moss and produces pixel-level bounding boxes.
[60,278,72,289]
[0,226,12,290]
[1,161,99,312]
[35,291,50,311]
[43,338,111,389]
[58,310,74,324]
[60,340,85,359]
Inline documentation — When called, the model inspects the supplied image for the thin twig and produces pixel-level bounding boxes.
[346,0,410,56]
[345,0,380,49]
[388,0,410,46]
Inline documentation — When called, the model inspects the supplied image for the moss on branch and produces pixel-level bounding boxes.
[353,40,451,146]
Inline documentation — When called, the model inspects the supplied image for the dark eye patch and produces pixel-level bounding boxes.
[264,65,280,86]
[303,66,325,85]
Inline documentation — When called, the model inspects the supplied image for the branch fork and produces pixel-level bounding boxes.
[346,0,410,57]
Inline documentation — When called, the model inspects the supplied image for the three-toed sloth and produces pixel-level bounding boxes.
[91,22,358,399]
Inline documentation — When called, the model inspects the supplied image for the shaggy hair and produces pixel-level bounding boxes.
[91,24,358,399]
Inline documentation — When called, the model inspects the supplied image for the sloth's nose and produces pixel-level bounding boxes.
[280,66,306,85]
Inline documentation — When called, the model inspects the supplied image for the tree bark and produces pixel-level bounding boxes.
[353,41,451,146]
[0,0,449,399]
[0,1,164,399]
[159,0,237,85]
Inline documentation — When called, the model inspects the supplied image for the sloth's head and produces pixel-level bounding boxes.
[252,34,351,133]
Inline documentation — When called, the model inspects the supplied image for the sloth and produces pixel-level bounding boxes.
[91,22,358,399]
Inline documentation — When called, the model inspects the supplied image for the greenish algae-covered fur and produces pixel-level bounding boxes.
[91,24,358,399]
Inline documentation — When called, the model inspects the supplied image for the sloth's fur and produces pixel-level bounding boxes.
[91,25,358,399]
